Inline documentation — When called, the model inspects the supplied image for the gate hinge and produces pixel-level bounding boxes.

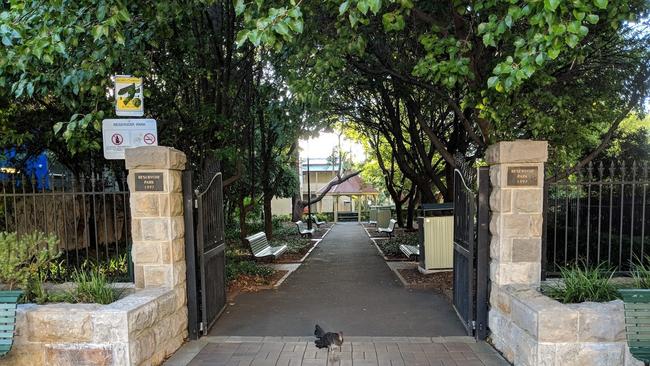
[199,322,204,332]
[194,199,198,209]
[471,321,476,330]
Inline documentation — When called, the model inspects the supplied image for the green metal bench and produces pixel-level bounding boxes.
[619,289,650,365]
[0,290,22,357]
[295,221,315,238]
[244,232,287,259]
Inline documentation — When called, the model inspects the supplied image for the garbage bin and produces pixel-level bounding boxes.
[417,204,454,272]
[369,206,378,224]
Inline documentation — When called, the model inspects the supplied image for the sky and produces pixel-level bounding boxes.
[299,132,365,162]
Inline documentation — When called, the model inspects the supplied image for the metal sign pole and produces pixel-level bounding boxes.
[307,157,312,229]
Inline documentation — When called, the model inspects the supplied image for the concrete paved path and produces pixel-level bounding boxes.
[164,336,510,366]
[209,223,466,336]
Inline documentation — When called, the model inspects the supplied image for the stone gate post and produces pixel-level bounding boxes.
[125,146,187,290]
[486,140,548,287]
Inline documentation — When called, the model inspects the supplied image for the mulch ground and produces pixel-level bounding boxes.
[397,269,453,302]
[273,240,317,263]
[226,270,288,302]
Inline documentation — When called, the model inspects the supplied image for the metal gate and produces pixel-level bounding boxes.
[452,166,490,340]
[183,169,227,339]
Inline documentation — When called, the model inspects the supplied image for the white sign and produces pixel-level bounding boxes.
[114,75,144,117]
[102,119,158,159]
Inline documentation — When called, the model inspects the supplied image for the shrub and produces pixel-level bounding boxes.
[270,238,311,255]
[377,233,418,257]
[272,214,292,229]
[70,270,123,305]
[631,256,650,288]
[0,231,60,301]
[543,262,618,303]
[272,223,299,239]
[225,260,274,284]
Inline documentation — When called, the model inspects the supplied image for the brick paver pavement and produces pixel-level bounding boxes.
[164,336,510,366]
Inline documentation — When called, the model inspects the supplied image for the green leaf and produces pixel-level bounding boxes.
[339,1,350,15]
[288,18,303,34]
[544,0,560,12]
[357,1,369,15]
[1,36,11,46]
[274,22,290,36]
[567,21,581,34]
[505,14,513,28]
[535,53,544,65]
[235,30,249,48]
[487,76,499,88]
[53,122,64,135]
[586,14,599,24]
[234,0,246,16]
[367,0,381,15]
[594,0,608,10]
[572,10,586,21]
[548,48,560,59]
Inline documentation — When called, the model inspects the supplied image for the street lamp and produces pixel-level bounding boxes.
[307,157,312,230]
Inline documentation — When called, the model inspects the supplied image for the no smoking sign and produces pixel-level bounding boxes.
[102,119,158,159]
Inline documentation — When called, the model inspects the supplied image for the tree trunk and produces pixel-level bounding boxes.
[263,193,273,240]
[394,200,404,228]
[406,189,418,230]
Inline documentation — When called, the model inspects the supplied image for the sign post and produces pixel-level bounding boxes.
[114,75,144,117]
[102,119,158,160]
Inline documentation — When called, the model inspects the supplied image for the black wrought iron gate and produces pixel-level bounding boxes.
[183,169,227,339]
[452,166,490,340]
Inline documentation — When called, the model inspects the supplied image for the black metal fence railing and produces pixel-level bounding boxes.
[0,173,132,281]
[543,161,649,276]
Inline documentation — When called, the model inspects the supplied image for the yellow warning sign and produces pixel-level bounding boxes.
[114,75,144,117]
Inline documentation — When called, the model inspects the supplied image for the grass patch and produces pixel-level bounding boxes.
[543,262,619,303]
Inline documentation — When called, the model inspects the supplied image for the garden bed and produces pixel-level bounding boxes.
[397,268,452,293]
[273,238,318,263]
[372,232,419,261]
[227,270,289,302]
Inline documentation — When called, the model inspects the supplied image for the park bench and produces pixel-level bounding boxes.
[377,219,397,238]
[0,290,22,357]
[309,214,326,228]
[244,232,287,259]
[295,220,315,238]
[619,289,650,365]
[399,244,419,259]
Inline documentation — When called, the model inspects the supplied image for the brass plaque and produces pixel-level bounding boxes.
[135,172,164,191]
[507,166,538,186]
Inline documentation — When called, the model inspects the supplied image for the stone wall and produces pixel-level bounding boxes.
[489,285,640,366]
[486,141,641,366]
[1,287,186,366]
[0,146,190,365]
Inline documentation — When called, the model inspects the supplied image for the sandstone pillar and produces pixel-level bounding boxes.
[125,146,187,289]
[486,140,548,287]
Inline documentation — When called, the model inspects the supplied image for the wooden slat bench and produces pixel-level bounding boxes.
[0,290,22,357]
[244,232,287,259]
[377,219,397,238]
[295,221,315,238]
[399,244,419,259]
[619,289,650,366]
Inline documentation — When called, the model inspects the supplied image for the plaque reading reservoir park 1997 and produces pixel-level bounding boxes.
[507,166,538,186]
[135,172,164,191]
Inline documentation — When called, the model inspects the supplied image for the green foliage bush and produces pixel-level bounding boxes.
[0,231,60,301]
[225,260,275,284]
[376,233,418,257]
[270,238,311,255]
[631,256,650,288]
[543,262,618,303]
[272,214,292,229]
[70,270,123,305]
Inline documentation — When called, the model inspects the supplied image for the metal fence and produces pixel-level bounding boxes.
[543,161,649,276]
[0,172,132,281]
